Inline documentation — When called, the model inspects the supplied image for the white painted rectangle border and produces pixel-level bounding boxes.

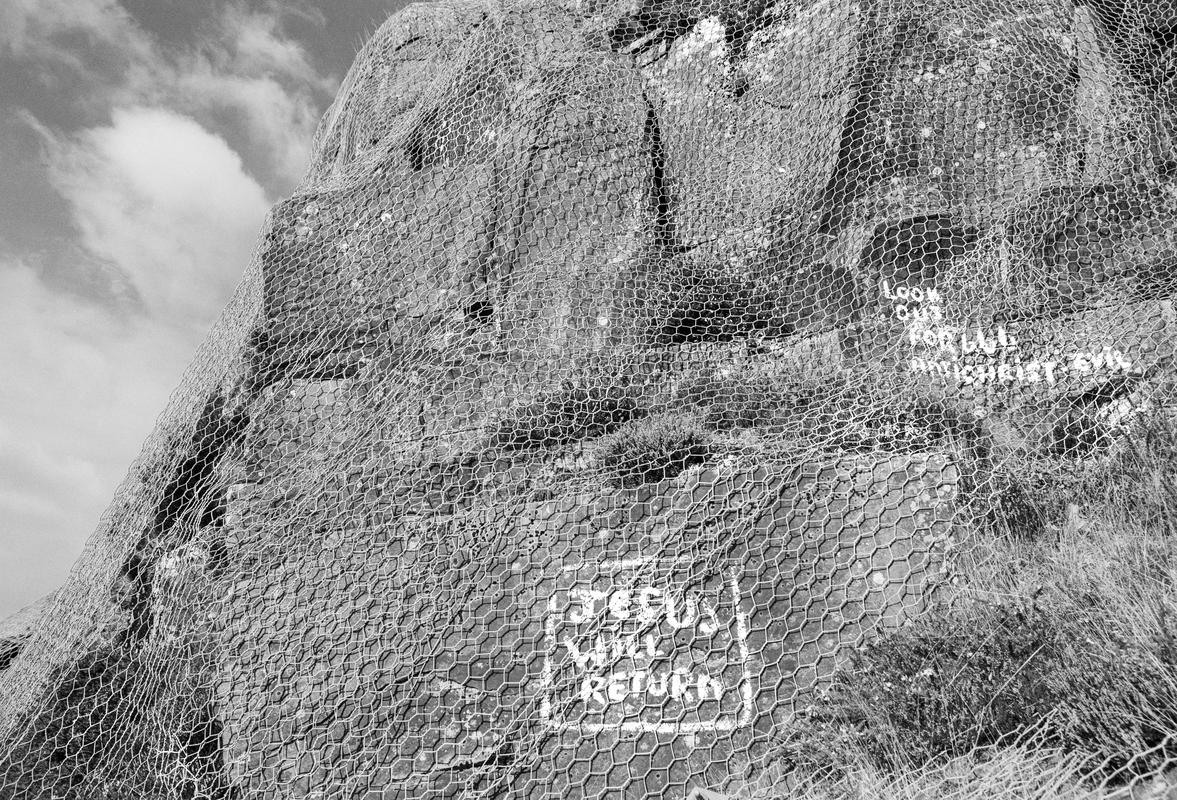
[540,557,754,733]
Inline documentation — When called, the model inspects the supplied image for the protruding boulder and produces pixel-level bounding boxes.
[308,1,495,181]
[641,0,860,263]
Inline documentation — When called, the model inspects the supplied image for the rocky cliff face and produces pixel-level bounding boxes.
[0,596,52,674]
[1,0,1175,798]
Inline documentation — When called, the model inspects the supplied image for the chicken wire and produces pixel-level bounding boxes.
[1,0,1176,797]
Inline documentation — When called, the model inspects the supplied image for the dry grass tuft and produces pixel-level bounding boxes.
[750,463,1177,800]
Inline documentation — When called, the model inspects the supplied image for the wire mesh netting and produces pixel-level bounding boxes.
[1,0,1176,797]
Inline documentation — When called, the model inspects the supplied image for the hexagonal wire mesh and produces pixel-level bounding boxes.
[1,0,1176,797]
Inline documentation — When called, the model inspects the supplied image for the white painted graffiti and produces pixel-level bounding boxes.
[564,585,720,634]
[579,668,728,707]
[541,559,753,733]
[559,586,726,711]
[910,346,1134,385]
[880,281,1135,386]
[881,280,943,307]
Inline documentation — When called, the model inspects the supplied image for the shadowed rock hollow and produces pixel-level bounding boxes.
[1,0,1175,798]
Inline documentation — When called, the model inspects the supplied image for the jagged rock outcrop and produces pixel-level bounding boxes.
[0,596,54,674]
[1,0,1175,798]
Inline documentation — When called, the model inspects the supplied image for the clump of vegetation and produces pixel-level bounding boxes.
[490,376,646,450]
[594,413,713,489]
[1050,406,1118,458]
[974,461,1059,541]
[772,511,1177,789]
[973,404,1177,540]
[967,444,1100,542]
[1086,409,1177,533]
[852,393,988,458]
[782,595,1177,778]
[935,233,1088,323]
[730,738,1104,800]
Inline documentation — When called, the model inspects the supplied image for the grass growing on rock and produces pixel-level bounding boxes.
[974,405,1177,541]
[731,738,1146,800]
[594,412,713,489]
[757,485,1177,798]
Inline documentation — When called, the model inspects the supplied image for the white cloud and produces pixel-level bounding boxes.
[0,0,343,617]
[220,5,330,88]
[3,0,333,192]
[0,109,272,617]
[170,68,321,191]
[42,107,269,334]
[0,0,149,66]
[0,261,184,616]
[146,6,332,190]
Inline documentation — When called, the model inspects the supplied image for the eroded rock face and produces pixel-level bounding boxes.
[2,0,1175,797]
[640,0,860,262]
[214,453,959,798]
[307,1,494,182]
[260,22,664,395]
[0,597,54,674]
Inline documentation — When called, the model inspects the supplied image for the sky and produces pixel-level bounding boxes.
[0,0,409,619]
